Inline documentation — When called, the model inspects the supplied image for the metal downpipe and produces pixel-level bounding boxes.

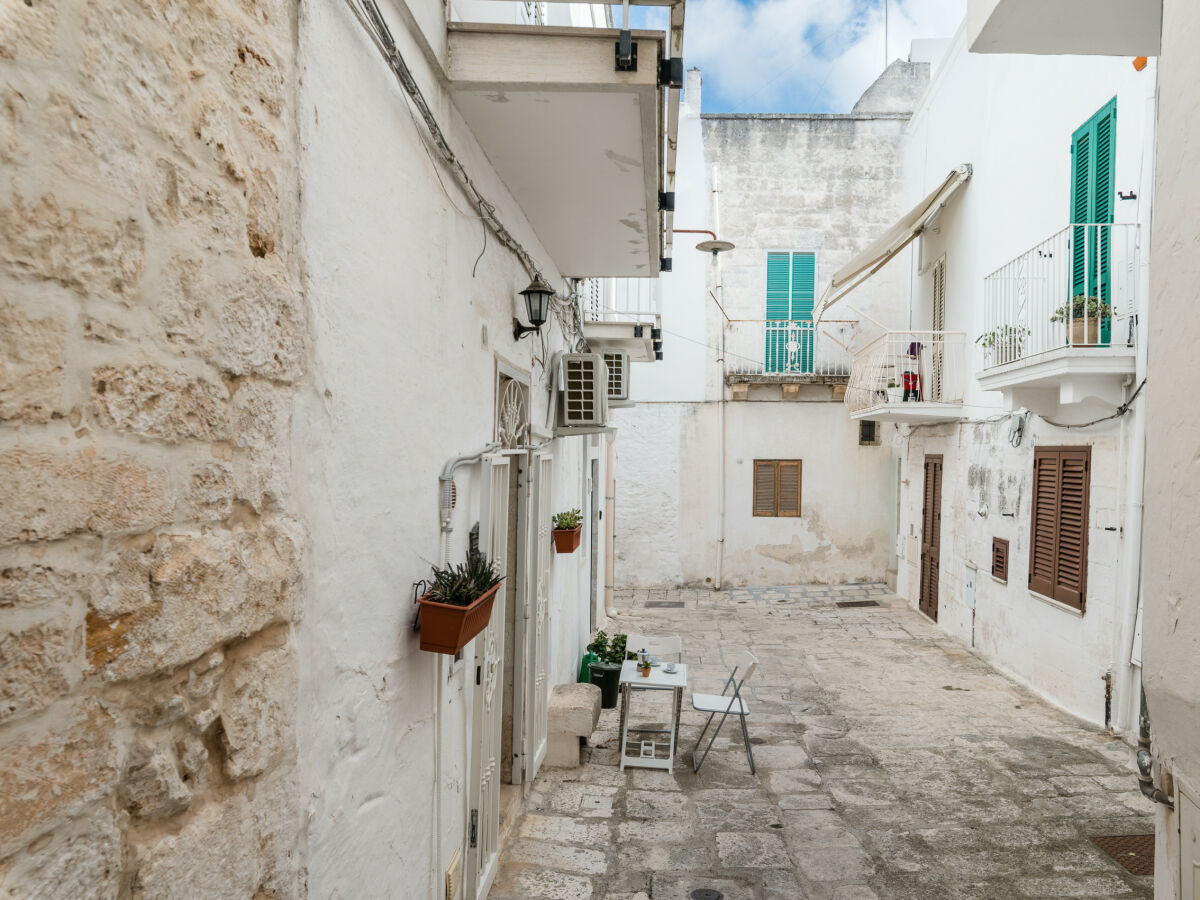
[1137,686,1175,809]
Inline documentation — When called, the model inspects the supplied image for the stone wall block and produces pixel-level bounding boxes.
[0,613,82,723]
[0,304,67,425]
[144,157,242,245]
[87,520,301,680]
[212,266,304,382]
[0,564,79,611]
[0,451,173,545]
[0,0,59,62]
[186,462,234,521]
[131,769,299,899]
[0,195,145,300]
[193,92,247,183]
[245,168,278,257]
[89,364,230,443]
[0,699,119,858]
[218,645,292,780]
[0,808,121,900]
[44,90,143,201]
[120,741,192,820]
[157,257,209,351]
[89,533,157,618]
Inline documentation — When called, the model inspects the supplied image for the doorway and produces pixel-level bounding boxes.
[919,454,943,621]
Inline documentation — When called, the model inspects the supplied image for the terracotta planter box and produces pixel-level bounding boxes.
[552,526,582,554]
[417,582,501,654]
[1069,317,1105,346]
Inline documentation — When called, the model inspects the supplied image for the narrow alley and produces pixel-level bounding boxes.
[490,585,1155,900]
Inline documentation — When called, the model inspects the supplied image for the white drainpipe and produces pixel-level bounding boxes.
[712,165,727,590]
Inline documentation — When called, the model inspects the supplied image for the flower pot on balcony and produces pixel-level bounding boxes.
[1068,317,1111,347]
[552,526,582,554]
[417,583,501,654]
[886,386,903,404]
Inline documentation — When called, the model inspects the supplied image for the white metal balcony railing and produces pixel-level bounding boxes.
[981,223,1138,367]
[581,277,661,326]
[844,331,967,414]
[725,320,853,378]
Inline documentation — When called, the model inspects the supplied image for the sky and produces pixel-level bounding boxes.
[620,0,966,113]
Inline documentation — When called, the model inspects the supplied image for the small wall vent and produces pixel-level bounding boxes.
[991,537,1009,583]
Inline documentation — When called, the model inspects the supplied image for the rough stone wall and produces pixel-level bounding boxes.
[0,0,305,896]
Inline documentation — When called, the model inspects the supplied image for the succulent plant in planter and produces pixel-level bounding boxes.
[416,550,504,654]
[552,507,584,554]
[980,324,1031,365]
[1050,294,1112,346]
[585,629,627,708]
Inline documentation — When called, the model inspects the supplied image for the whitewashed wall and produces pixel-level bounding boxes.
[296,0,606,894]
[894,27,1156,726]
[1143,1,1200,895]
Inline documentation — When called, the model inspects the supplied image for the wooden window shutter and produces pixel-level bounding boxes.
[753,461,778,517]
[1028,447,1091,610]
[1055,449,1091,609]
[777,461,802,516]
[991,537,1009,583]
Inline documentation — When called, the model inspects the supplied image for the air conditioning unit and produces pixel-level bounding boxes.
[602,351,632,408]
[554,353,611,435]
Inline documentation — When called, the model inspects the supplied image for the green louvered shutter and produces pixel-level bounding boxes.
[1070,98,1116,303]
[791,252,816,371]
[765,252,791,372]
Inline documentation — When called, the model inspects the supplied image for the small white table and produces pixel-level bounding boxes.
[617,660,687,774]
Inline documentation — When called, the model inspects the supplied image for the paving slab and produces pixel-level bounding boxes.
[488,585,1154,899]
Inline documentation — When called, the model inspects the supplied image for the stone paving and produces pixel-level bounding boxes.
[489,584,1155,899]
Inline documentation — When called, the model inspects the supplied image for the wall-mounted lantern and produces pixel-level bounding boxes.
[514,277,553,340]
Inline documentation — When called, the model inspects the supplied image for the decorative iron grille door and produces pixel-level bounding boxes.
[525,453,554,784]
[467,454,510,900]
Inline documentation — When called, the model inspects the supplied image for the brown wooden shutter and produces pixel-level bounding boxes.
[1029,449,1060,599]
[1055,448,1090,609]
[777,461,802,516]
[753,461,778,517]
[991,537,1009,583]
[1028,446,1091,610]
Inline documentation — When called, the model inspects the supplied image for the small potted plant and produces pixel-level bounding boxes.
[586,630,627,709]
[980,324,1031,365]
[1051,294,1112,346]
[415,550,504,654]
[552,508,583,554]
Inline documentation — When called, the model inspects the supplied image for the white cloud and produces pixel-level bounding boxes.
[672,0,966,112]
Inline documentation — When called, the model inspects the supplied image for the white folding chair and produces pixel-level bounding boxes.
[690,650,758,774]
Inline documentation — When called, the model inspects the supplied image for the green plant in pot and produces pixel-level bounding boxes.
[552,507,584,554]
[980,324,1031,365]
[1050,294,1112,346]
[585,629,627,709]
[416,550,504,654]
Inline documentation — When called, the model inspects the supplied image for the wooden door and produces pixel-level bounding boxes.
[919,455,943,621]
[467,454,510,899]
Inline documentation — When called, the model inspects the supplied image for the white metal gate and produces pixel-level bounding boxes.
[525,453,554,784]
[467,454,510,900]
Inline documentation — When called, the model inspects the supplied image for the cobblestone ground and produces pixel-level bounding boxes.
[489,585,1154,900]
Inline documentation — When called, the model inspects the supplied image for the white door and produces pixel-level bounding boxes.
[467,454,510,900]
[1183,788,1200,900]
[524,453,554,784]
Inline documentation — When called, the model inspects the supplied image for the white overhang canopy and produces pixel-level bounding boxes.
[814,165,972,322]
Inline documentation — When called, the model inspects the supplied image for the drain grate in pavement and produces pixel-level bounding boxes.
[690,891,724,900]
[646,600,685,608]
[835,599,881,608]
[1091,834,1154,876]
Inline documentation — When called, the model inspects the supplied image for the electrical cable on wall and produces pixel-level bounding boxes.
[1040,378,1147,429]
[345,0,571,310]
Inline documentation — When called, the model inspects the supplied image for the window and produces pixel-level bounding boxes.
[991,537,1009,583]
[1029,446,1091,610]
[1070,98,1117,302]
[859,420,879,445]
[765,251,815,373]
[753,460,802,517]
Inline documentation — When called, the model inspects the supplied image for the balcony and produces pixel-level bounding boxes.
[978,224,1139,420]
[581,277,661,361]
[967,0,1161,56]
[446,0,684,278]
[845,331,967,423]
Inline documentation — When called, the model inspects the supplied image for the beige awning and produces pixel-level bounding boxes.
[814,165,972,322]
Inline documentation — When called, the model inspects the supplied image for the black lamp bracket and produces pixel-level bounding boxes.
[513,318,541,341]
